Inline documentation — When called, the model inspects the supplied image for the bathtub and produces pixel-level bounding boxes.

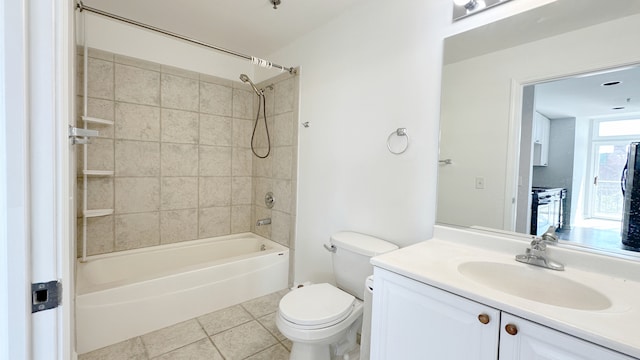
[75,233,289,354]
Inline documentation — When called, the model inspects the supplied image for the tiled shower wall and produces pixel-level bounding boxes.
[76,48,298,257]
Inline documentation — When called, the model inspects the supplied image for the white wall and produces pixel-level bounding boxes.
[438,12,640,232]
[80,13,255,81]
[265,0,451,284]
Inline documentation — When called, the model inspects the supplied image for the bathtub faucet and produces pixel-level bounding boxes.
[256,218,272,226]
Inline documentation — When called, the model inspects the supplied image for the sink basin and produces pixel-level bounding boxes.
[458,261,611,310]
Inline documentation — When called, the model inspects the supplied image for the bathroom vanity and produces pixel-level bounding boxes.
[369,226,640,360]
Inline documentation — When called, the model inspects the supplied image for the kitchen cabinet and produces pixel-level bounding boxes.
[370,268,633,360]
[532,111,550,166]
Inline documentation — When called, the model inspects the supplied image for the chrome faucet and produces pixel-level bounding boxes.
[515,226,564,271]
[256,218,271,226]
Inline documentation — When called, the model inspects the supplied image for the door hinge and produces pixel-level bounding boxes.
[31,280,61,313]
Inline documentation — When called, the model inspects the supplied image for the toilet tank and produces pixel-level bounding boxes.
[330,232,398,299]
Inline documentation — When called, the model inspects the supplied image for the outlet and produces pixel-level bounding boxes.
[475,177,485,189]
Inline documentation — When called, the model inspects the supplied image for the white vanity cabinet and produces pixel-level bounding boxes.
[499,313,633,360]
[370,268,500,360]
[370,268,634,360]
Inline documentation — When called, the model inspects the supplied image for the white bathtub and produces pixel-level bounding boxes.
[75,233,289,354]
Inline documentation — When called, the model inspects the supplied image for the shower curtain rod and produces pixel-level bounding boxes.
[76,1,297,75]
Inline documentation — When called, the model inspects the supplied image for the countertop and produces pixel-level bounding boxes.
[371,225,640,358]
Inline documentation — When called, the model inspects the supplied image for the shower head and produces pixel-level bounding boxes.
[239,74,263,96]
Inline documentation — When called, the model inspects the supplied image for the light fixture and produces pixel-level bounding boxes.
[454,0,478,11]
[601,81,622,87]
[452,0,512,21]
[270,0,281,9]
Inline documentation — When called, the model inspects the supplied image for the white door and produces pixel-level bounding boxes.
[588,141,628,221]
[1,1,75,359]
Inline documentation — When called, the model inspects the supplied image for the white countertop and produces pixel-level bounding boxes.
[371,225,640,358]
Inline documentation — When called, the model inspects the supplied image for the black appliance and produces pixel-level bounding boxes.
[530,187,566,236]
[621,142,640,249]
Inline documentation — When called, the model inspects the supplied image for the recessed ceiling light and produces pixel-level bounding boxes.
[602,81,622,86]
[612,106,626,110]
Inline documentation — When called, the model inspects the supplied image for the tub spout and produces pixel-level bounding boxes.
[256,218,271,226]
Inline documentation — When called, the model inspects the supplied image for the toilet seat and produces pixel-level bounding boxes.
[279,283,355,329]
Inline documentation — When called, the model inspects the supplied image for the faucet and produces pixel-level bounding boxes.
[256,218,271,226]
[515,226,564,271]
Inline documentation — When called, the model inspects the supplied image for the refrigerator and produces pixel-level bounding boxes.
[622,142,640,248]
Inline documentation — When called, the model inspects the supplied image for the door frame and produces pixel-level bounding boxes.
[1,1,75,359]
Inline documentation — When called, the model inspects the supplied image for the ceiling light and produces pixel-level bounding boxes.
[270,0,281,9]
[453,0,479,10]
[601,81,622,87]
[612,107,626,110]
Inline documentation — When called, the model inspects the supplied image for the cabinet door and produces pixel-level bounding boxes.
[500,313,634,360]
[370,268,499,360]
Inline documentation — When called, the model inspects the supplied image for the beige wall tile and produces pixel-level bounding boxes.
[87,48,114,61]
[114,102,160,141]
[160,209,198,244]
[161,65,199,80]
[200,114,232,146]
[253,206,271,238]
[199,73,233,87]
[161,177,198,210]
[85,97,115,138]
[78,216,114,257]
[161,73,199,111]
[262,88,275,118]
[115,177,160,213]
[232,147,253,177]
[86,177,114,211]
[272,112,294,146]
[274,78,294,115]
[115,64,160,106]
[199,177,231,208]
[198,207,230,238]
[251,117,272,149]
[271,211,290,247]
[232,119,253,148]
[115,212,160,251]
[87,57,114,100]
[161,143,198,176]
[114,54,161,71]
[161,109,199,144]
[272,146,293,180]
[272,179,291,213]
[86,138,114,172]
[199,81,232,116]
[231,205,251,233]
[252,152,272,178]
[199,146,231,176]
[115,140,160,177]
[253,178,273,207]
[233,88,254,120]
[141,319,206,358]
[231,177,252,205]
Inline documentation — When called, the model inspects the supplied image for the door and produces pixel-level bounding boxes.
[589,142,628,220]
[499,313,634,359]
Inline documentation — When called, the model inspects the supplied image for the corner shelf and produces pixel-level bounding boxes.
[82,116,114,126]
[83,209,114,218]
[83,170,115,176]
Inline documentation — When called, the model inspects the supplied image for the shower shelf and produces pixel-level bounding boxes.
[84,209,114,218]
[83,170,114,176]
[82,116,114,126]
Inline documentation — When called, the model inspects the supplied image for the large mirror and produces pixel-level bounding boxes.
[437,0,640,257]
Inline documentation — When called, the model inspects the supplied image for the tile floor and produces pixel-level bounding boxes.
[79,289,291,360]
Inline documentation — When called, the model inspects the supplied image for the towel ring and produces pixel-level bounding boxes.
[387,128,409,155]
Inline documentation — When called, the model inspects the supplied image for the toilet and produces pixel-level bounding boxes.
[276,232,398,360]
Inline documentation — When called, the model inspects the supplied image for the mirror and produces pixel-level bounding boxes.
[437,0,640,257]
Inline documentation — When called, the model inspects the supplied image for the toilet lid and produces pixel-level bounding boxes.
[279,283,355,327]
